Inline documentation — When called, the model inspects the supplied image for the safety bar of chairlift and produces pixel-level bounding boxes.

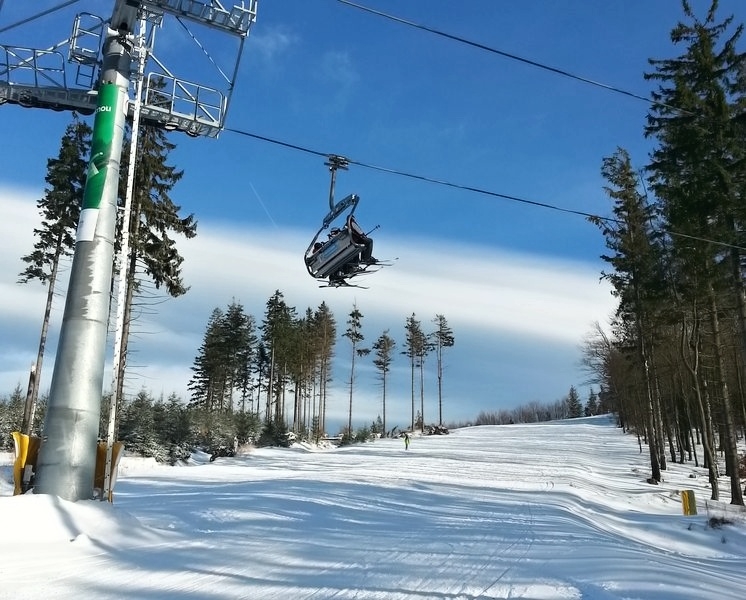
[322,193,359,229]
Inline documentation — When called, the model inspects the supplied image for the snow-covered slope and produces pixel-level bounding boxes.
[1,415,744,599]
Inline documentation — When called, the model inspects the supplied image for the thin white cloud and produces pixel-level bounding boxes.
[0,186,615,425]
[308,50,359,112]
[251,26,298,64]
[174,221,614,345]
[320,51,359,87]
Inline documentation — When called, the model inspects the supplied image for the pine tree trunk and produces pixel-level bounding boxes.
[276,363,285,423]
[733,348,746,441]
[293,371,301,433]
[437,345,443,426]
[348,347,355,434]
[320,355,328,435]
[419,358,425,432]
[637,326,661,482]
[680,315,719,500]
[267,344,274,421]
[410,356,415,431]
[650,355,668,470]
[708,288,743,505]
[382,369,387,435]
[22,245,63,434]
[729,246,746,442]
[113,246,137,431]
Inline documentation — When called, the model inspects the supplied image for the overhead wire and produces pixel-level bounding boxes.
[3,2,732,250]
[329,2,746,249]
[348,157,599,221]
[225,126,592,221]
[335,0,692,116]
[224,127,746,252]
[0,0,81,35]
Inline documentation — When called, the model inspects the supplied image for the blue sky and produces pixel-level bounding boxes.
[1,1,744,431]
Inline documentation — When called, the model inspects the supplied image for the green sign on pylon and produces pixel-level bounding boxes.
[77,83,118,242]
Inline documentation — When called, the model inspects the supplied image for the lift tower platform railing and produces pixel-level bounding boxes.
[1,2,257,137]
[0,1,259,502]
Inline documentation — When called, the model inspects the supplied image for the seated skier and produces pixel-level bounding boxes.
[348,215,377,265]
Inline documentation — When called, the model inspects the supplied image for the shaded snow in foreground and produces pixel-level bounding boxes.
[1,415,745,600]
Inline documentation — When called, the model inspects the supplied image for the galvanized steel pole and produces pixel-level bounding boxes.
[33,1,138,501]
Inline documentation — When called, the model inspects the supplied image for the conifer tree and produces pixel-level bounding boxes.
[291,309,315,433]
[645,0,745,502]
[404,314,426,431]
[114,123,197,414]
[343,302,369,435]
[312,302,336,435]
[431,314,455,426]
[591,146,666,483]
[162,393,193,463]
[189,307,228,412]
[118,389,158,458]
[188,302,256,413]
[585,390,599,417]
[253,342,270,419]
[223,300,257,412]
[565,386,583,419]
[261,291,297,424]
[372,330,396,435]
[0,385,25,449]
[18,116,91,434]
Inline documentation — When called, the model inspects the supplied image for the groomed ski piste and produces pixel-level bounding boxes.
[1,415,745,599]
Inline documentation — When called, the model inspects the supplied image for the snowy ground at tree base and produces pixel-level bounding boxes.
[1,415,745,600]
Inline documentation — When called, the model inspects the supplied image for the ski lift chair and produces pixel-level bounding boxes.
[305,193,368,282]
[305,220,366,280]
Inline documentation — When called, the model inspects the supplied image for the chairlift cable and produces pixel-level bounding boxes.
[226,126,612,220]
[335,0,693,117]
[223,126,746,252]
[350,157,600,220]
[0,0,81,35]
[226,127,327,158]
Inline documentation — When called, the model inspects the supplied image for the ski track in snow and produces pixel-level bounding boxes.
[1,415,745,599]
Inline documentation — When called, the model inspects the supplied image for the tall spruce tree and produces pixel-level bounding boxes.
[113,123,197,427]
[189,307,228,412]
[261,291,297,424]
[591,147,666,483]
[189,302,257,414]
[645,0,745,502]
[372,330,396,435]
[252,342,270,419]
[431,314,455,426]
[343,302,369,435]
[404,313,426,431]
[291,308,315,433]
[312,302,336,435]
[223,300,257,412]
[18,116,92,434]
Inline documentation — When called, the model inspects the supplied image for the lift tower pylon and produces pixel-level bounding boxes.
[23,0,259,502]
[33,1,139,501]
